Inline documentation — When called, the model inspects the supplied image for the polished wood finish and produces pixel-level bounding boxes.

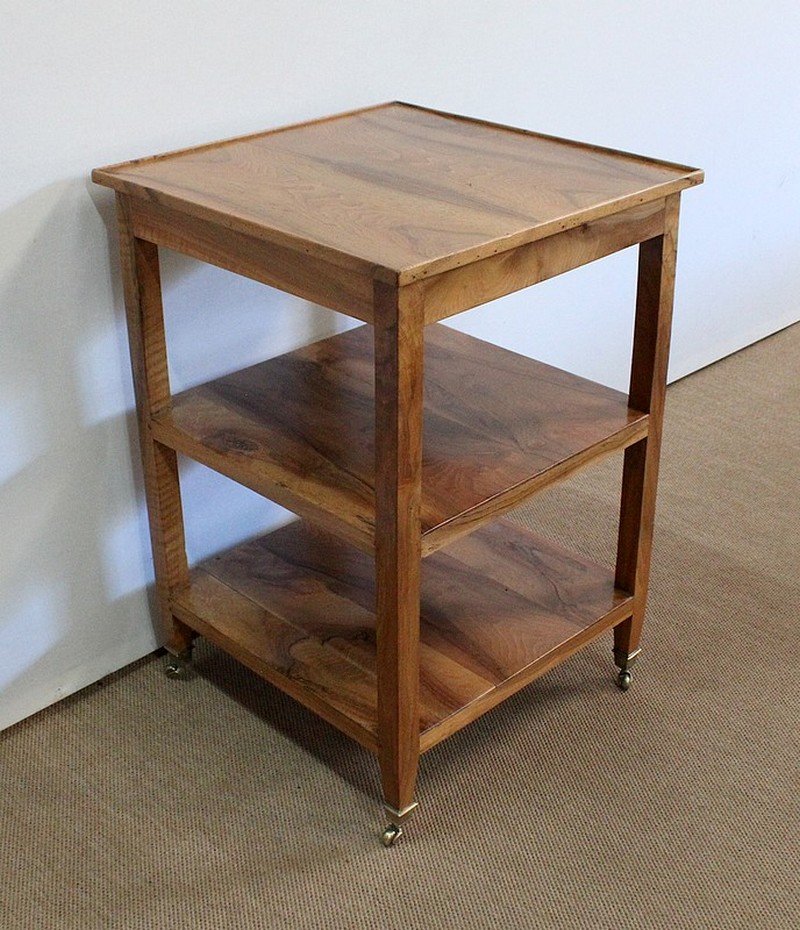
[171,568,380,752]
[128,188,663,330]
[93,102,702,287]
[150,324,648,556]
[129,198,374,323]
[614,194,680,661]
[97,105,701,831]
[171,519,632,752]
[115,195,192,654]
[373,282,423,814]
[421,199,665,324]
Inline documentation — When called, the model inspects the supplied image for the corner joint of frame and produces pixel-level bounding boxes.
[371,264,401,287]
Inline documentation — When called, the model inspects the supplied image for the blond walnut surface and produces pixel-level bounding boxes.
[94,102,703,837]
[93,102,702,284]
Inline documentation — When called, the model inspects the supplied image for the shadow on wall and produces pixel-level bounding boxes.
[0,178,350,729]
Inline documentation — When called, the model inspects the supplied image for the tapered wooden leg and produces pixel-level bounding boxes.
[116,194,193,656]
[614,194,681,676]
[373,281,424,835]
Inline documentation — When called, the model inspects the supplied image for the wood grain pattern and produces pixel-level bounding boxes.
[93,102,702,285]
[151,324,647,556]
[420,200,665,323]
[158,325,647,552]
[372,282,423,814]
[101,106,701,830]
[115,194,192,654]
[129,197,374,323]
[171,569,380,752]
[170,519,631,752]
[614,194,681,661]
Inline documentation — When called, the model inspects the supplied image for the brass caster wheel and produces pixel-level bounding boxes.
[616,669,632,691]
[164,651,194,680]
[381,825,403,848]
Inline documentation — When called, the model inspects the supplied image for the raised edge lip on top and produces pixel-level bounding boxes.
[91,101,704,284]
[92,100,704,183]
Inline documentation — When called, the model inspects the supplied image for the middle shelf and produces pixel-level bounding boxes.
[153,323,647,556]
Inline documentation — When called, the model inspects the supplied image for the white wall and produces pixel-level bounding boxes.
[2,1,798,729]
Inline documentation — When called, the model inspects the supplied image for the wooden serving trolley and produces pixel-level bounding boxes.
[93,103,702,845]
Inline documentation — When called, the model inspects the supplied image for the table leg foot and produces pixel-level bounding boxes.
[380,801,418,847]
[613,646,641,691]
[164,647,195,680]
[381,824,403,847]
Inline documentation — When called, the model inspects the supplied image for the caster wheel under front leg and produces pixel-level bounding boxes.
[164,649,195,680]
[379,801,417,847]
[612,646,640,692]
[381,824,403,847]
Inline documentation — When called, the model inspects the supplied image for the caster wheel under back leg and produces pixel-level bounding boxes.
[164,648,195,680]
[612,646,640,692]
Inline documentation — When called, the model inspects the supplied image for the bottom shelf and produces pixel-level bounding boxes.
[172,520,633,754]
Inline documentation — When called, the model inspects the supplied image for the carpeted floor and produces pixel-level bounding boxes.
[2,324,798,930]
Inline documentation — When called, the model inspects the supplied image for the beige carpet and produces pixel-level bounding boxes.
[2,324,798,930]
